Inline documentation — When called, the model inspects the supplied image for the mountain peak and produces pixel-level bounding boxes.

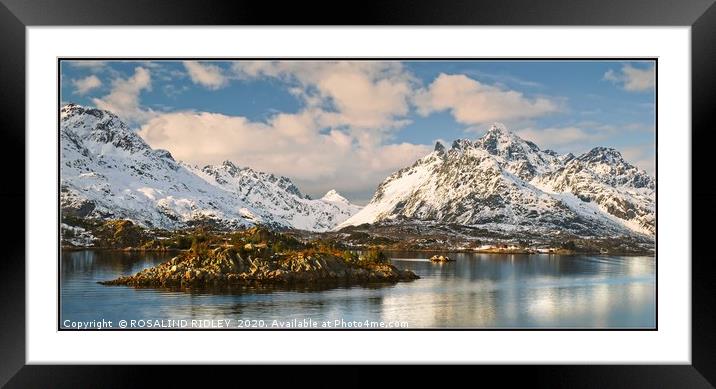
[321,189,348,203]
[486,122,510,134]
[474,123,544,160]
[451,139,473,150]
[434,141,445,153]
[61,102,80,113]
[60,103,149,154]
[221,160,241,170]
[213,160,247,177]
[480,123,516,144]
[61,103,118,121]
[579,147,625,164]
[61,102,83,113]
[339,124,655,236]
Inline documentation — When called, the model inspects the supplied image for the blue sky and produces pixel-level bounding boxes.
[60,60,656,204]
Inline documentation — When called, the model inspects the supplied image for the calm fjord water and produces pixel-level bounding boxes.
[60,250,655,329]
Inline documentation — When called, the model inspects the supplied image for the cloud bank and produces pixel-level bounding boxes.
[232,61,415,143]
[138,110,430,202]
[604,64,655,92]
[415,73,559,125]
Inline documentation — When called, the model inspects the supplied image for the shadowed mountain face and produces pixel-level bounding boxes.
[339,123,655,238]
[60,104,360,231]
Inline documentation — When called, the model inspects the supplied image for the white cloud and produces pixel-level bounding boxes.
[138,109,430,201]
[621,145,655,175]
[183,61,228,90]
[231,61,415,142]
[414,73,559,126]
[516,126,605,151]
[72,75,102,95]
[92,67,154,124]
[603,64,655,92]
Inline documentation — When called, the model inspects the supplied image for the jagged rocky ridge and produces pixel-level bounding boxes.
[60,104,360,231]
[339,123,655,238]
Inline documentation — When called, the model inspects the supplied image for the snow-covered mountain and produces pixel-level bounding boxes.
[60,104,654,238]
[60,104,360,231]
[338,123,655,237]
[189,161,361,231]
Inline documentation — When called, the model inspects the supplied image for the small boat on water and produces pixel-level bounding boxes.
[430,255,454,262]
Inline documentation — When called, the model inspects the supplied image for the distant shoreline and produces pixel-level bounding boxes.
[61,245,654,257]
[379,247,654,257]
[60,218,655,257]
[61,245,184,253]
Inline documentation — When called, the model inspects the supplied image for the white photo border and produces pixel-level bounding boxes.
[27,27,690,364]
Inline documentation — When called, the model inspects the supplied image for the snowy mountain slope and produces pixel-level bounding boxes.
[472,123,561,180]
[189,161,361,231]
[60,104,360,231]
[534,147,655,235]
[338,123,655,237]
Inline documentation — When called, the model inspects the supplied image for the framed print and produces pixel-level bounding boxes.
[3,0,715,386]
[55,56,659,332]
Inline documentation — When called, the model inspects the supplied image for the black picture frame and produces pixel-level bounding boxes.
[2,0,714,387]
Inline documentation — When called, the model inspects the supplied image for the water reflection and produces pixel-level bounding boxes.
[383,252,655,328]
[61,250,655,329]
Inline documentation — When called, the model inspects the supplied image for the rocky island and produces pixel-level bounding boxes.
[430,255,453,262]
[99,227,418,289]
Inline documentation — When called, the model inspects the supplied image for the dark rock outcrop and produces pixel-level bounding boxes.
[100,247,419,288]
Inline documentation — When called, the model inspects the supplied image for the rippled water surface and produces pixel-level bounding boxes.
[60,250,655,329]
